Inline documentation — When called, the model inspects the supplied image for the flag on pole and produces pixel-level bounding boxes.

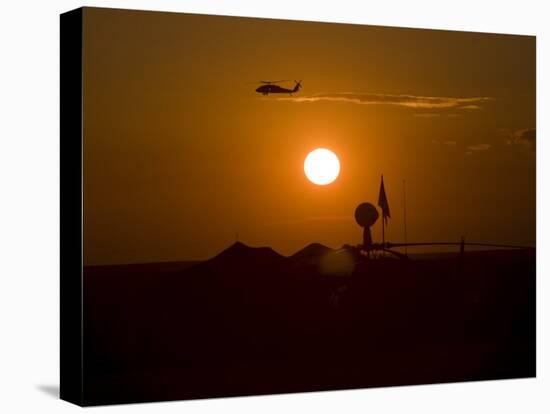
[378,175,391,225]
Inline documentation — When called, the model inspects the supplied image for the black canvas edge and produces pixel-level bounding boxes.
[57,7,537,406]
[60,7,84,407]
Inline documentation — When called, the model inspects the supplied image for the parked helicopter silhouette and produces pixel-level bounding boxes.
[255,80,302,96]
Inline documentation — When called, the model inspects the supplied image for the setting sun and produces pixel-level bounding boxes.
[304,148,340,185]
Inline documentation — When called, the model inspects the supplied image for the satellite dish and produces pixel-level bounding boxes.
[355,202,379,228]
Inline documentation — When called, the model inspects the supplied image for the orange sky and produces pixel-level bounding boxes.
[83,7,535,265]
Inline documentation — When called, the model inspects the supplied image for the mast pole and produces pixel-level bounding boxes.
[403,179,408,256]
[382,214,385,246]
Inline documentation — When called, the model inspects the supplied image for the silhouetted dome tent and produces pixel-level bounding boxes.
[291,243,334,260]
[209,241,284,267]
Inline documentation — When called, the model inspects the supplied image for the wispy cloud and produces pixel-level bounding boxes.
[264,216,351,227]
[414,113,440,118]
[467,144,491,151]
[431,140,456,146]
[509,128,536,152]
[277,92,491,110]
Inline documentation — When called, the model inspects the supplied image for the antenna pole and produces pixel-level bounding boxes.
[403,179,408,256]
[381,213,385,246]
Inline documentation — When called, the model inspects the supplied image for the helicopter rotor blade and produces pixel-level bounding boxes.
[259,79,292,84]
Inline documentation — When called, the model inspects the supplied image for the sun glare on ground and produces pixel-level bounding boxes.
[304,148,340,185]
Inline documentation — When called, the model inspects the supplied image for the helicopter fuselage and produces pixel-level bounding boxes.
[256,83,300,96]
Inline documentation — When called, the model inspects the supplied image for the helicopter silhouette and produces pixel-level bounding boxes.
[255,80,302,96]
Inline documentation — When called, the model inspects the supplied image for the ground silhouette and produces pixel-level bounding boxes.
[83,243,535,405]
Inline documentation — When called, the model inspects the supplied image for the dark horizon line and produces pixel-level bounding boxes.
[84,240,535,268]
